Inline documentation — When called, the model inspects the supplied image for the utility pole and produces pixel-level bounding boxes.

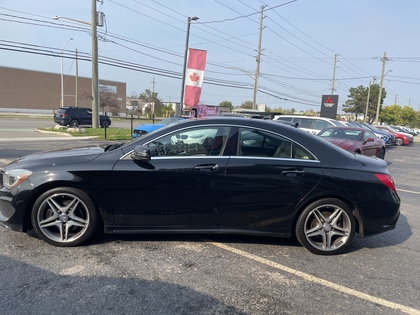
[151,78,155,120]
[179,17,199,117]
[331,54,337,95]
[91,0,99,127]
[374,52,388,125]
[394,94,397,105]
[253,5,265,110]
[364,77,375,123]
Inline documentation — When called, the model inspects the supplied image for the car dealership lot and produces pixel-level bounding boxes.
[0,119,419,314]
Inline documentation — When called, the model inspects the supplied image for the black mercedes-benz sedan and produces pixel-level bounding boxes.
[0,117,400,255]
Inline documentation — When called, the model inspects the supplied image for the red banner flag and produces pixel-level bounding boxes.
[183,48,207,106]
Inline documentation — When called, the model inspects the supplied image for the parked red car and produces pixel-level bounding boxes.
[317,126,386,159]
[374,125,414,146]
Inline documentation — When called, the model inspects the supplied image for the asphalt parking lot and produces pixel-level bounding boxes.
[1,118,419,315]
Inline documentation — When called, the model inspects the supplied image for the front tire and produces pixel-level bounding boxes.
[296,198,356,255]
[31,187,99,247]
[395,138,404,146]
[101,120,110,128]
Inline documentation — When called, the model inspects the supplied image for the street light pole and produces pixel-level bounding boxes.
[60,38,73,107]
[178,16,199,117]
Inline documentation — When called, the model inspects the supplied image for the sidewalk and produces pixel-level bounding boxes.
[0,129,98,142]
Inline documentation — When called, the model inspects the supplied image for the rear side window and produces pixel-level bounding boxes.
[313,120,331,130]
[276,117,293,123]
[238,128,316,160]
[296,118,313,129]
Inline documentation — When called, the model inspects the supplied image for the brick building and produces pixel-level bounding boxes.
[0,66,126,114]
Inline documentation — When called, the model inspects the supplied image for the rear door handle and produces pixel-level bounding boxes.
[194,164,218,172]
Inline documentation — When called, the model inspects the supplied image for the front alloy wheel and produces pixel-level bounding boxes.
[296,198,355,255]
[31,187,99,247]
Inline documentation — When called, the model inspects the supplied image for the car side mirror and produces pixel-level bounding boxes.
[367,137,375,142]
[131,145,151,161]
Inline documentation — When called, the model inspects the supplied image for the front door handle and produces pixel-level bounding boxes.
[281,169,305,177]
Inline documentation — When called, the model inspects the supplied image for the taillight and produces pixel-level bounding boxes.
[375,173,396,191]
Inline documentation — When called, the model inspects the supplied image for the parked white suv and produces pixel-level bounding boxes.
[273,115,346,135]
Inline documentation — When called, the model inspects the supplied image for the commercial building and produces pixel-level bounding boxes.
[0,66,126,114]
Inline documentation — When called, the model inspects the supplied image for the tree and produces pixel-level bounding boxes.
[81,88,121,116]
[400,106,417,126]
[240,101,253,109]
[380,105,417,126]
[138,89,163,116]
[342,84,386,123]
[100,86,121,116]
[219,100,233,111]
[379,105,401,125]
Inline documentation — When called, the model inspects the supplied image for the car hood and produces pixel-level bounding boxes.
[7,146,105,168]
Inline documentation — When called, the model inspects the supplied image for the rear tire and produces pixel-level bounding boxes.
[69,120,79,128]
[296,198,356,255]
[378,148,386,159]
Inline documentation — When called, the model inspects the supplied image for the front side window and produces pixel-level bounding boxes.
[364,130,374,141]
[147,126,229,157]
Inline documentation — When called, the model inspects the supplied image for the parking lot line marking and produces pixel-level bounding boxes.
[397,188,420,195]
[210,242,420,315]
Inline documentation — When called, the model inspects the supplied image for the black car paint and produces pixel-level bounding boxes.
[0,118,400,244]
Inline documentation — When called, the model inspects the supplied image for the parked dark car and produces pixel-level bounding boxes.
[0,118,400,255]
[317,126,386,159]
[54,107,111,128]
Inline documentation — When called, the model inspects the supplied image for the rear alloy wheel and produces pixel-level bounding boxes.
[296,198,355,255]
[69,120,79,128]
[395,138,404,146]
[31,187,99,247]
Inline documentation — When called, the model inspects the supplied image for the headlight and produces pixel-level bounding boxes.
[2,169,33,189]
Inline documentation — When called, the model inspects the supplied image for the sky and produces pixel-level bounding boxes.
[1,0,419,113]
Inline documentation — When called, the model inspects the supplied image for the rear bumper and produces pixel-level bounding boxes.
[354,190,400,237]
